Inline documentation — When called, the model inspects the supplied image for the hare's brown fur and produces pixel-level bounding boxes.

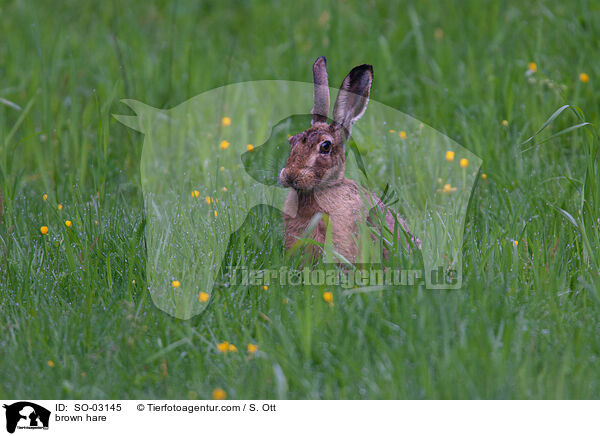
[283,178,364,261]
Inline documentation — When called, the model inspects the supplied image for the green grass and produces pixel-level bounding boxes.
[1,0,599,399]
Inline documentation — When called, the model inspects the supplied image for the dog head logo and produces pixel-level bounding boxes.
[3,402,50,434]
[115,58,481,319]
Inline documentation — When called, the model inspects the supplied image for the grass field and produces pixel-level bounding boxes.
[1,0,599,399]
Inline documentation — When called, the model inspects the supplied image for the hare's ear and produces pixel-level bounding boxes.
[332,64,373,138]
[311,56,330,125]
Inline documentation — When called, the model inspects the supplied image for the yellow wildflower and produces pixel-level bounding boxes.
[227,343,238,352]
[217,342,229,353]
[460,158,469,168]
[212,388,226,400]
[513,240,519,247]
[399,131,407,139]
[247,344,258,354]
[579,73,589,83]
[57,204,63,210]
[214,210,218,217]
[263,285,268,291]
[247,144,254,151]
[501,120,508,127]
[40,226,49,235]
[323,291,333,305]
[445,151,455,161]
[389,129,396,133]
[65,220,72,228]
[221,117,231,126]
[47,360,55,367]
[528,62,537,73]
[442,184,457,193]
[191,190,200,198]
[481,173,487,180]
[42,193,48,201]
[171,280,181,288]
[220,140,230,150]
[199,292,210,303]
[205,196,211,205]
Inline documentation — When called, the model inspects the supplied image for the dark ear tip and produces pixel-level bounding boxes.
[314,56,327,66]
[354,64,373,74]
[347,64,373,83]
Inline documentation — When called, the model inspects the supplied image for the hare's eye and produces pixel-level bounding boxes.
[319,141,331,154]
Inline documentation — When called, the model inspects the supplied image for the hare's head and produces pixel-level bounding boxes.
[279,56,373,192]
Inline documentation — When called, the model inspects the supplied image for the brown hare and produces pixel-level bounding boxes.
[279,56,420,262]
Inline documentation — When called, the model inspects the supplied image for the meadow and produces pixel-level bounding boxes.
[1,0,599,399]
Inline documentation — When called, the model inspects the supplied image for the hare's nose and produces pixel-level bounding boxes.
[279,168,295,188]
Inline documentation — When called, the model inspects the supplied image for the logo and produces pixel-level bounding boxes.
[115,61,480,319]
[3,402,50,434]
